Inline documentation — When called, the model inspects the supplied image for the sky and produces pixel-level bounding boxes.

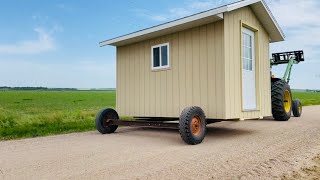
[0,0,319,89]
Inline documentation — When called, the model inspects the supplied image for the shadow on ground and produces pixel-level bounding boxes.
[257,116,301,122]
[106,123,254,142]
[206,126,254,138]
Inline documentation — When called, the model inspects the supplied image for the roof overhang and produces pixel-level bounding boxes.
[100,0,285,47]
[241,0,285,43]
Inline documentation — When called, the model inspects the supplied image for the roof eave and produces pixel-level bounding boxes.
[228,0,285,42]
[255,0,285,42]
[260,0,285,42]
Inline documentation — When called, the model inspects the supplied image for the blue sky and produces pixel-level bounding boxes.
[0,0,319,89]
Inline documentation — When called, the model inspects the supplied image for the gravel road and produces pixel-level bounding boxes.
[1,106,320,180]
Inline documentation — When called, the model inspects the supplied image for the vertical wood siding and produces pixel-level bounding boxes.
[223,7,271,119]
[117,21,226,119]
[116,6,271,119]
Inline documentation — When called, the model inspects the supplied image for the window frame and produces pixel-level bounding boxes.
[151,43,170,70]
[242,28,255,72]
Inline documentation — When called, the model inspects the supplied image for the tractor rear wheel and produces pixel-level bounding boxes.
[292,99,302,117]
[96,108,119,134]
[271,80,292,121]
[179,106,206,145]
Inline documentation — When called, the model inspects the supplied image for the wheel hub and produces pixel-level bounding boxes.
[299,104,302,114]
[284,90,291,113]
[191,116,202,137]
[103,118,112,127]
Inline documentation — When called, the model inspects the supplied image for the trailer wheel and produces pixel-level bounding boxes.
[271,80,292,121]
[96,108,119,134]
[179,106,206,145]
[292,99,302,117]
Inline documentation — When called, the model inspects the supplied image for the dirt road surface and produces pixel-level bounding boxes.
[1,106,320,180]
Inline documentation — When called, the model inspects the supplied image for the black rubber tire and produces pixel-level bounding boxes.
[179,106,206,145]
[96,108,119,134]
[271,80,292,121]
[292,99,302,117]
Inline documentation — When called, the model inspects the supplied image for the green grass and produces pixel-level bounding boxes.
[292,92,320,106]
[0,91,115,140]
[0,90,319,140]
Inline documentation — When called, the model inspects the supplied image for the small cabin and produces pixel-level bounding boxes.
[100,0,285,120]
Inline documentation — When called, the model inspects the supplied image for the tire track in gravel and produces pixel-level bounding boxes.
[122,107,320,179]
[236,129,320,179]
[113,122,320,180]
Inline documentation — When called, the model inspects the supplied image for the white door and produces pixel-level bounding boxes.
[242,28,257,111]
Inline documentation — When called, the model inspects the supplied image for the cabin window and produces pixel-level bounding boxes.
[151,43,170,70]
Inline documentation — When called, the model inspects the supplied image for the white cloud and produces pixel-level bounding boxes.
[134,0,234,22]
[265,0,320,89]
[168,8,190,19]
[57,3,66,9]
[0,59,116,88]
[266,0,320,28]
[188,0,234,10]
[267,0,320,64]
[0,27,58,54]
[131,9,167,22]
[56,3,73,12]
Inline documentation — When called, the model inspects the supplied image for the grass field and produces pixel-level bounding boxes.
[0,91,115,140]
[292,92,320,106]
[0,90,319,140]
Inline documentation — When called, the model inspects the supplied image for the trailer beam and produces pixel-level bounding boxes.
[109,119,179,129]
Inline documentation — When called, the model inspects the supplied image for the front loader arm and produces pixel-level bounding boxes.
[270,51,304,84]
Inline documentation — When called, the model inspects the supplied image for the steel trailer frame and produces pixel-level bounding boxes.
[105,118,221,129]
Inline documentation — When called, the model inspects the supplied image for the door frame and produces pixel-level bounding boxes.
[240,21,260,112]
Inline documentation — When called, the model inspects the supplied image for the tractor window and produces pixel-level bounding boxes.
[152,43,170,70]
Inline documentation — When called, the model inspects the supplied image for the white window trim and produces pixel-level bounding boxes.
[151,43,170,70]
[242,28,255,72]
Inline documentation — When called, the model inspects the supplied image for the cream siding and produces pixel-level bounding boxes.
[117,21,226,119]
[116,6,272,120]
[223,7,271,119]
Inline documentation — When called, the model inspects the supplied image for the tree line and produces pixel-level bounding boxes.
[0,86,77,91]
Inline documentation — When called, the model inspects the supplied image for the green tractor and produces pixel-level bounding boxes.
[271,51,304,121]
